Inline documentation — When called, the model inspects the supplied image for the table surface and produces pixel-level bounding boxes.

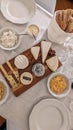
[0,2,73,130]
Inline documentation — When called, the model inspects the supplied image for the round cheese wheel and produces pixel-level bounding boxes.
[20,72,33,85]
[32,63,45,77]
[14,55,29,69]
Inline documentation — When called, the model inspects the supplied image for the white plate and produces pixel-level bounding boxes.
[29,99,69,130]
[0,79,9,105]
[47,72,71,98]
[1,0,36,24]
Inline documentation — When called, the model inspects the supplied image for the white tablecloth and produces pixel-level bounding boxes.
[0,4,73,130]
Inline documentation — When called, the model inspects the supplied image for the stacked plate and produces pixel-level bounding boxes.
[0,0,36,24]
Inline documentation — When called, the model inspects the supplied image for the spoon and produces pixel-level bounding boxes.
[17,33,36,40]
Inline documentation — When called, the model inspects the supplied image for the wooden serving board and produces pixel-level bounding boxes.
[0,41,62,96]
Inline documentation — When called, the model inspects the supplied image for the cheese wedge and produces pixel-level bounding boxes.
[41,41,52,63]
[46,56,58,71]
[31,46,40,60]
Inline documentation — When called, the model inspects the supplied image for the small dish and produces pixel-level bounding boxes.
[47,72,71,98]
[1,0,36,24]
[0,79,9,105]
[27,24,40,37]
[0,27,21,50]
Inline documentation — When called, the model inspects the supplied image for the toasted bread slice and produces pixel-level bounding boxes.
[41,41,52,63]
[46,56,58,71]
[31,46,40,60]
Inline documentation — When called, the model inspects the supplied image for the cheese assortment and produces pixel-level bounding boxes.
[0,40,61,96]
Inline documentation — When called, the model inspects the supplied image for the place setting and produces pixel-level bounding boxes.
[29,98,69,130]
[0,0,36,24]
[0,0,73,130]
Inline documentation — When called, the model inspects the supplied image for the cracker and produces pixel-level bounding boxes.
[56,11,63,29]
[56,10,67,30]
[56,9,73,32]
[66,20,73,33]
[62,10,68,30]
[70,9,73,17]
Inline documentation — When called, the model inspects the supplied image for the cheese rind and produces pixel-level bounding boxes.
[41,41,52,63]
[46,56,58,71]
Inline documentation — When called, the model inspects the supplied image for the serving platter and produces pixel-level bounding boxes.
[0,41,62,96]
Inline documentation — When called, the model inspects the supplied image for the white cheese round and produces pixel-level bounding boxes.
[20,72,33,85]
[14,55,29,69]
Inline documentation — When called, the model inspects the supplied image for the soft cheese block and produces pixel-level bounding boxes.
[46,56,58,71]
[41,41,52,63]
[31,46,40,60]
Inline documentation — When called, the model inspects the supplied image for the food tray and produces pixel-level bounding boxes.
[0,41,62,96]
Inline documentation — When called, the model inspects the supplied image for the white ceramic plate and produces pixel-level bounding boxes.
[29,99,69,130]
[47,72,71,98]
[0,79,9,105]
[1,0,36,24]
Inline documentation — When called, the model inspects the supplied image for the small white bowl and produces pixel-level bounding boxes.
[27,24,40,37]
[0,79,9,105]
[47,72,71,98]
[0,27,21,51]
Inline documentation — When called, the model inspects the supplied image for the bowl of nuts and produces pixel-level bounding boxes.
[47,72,71,98]
[0,79,9,105]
